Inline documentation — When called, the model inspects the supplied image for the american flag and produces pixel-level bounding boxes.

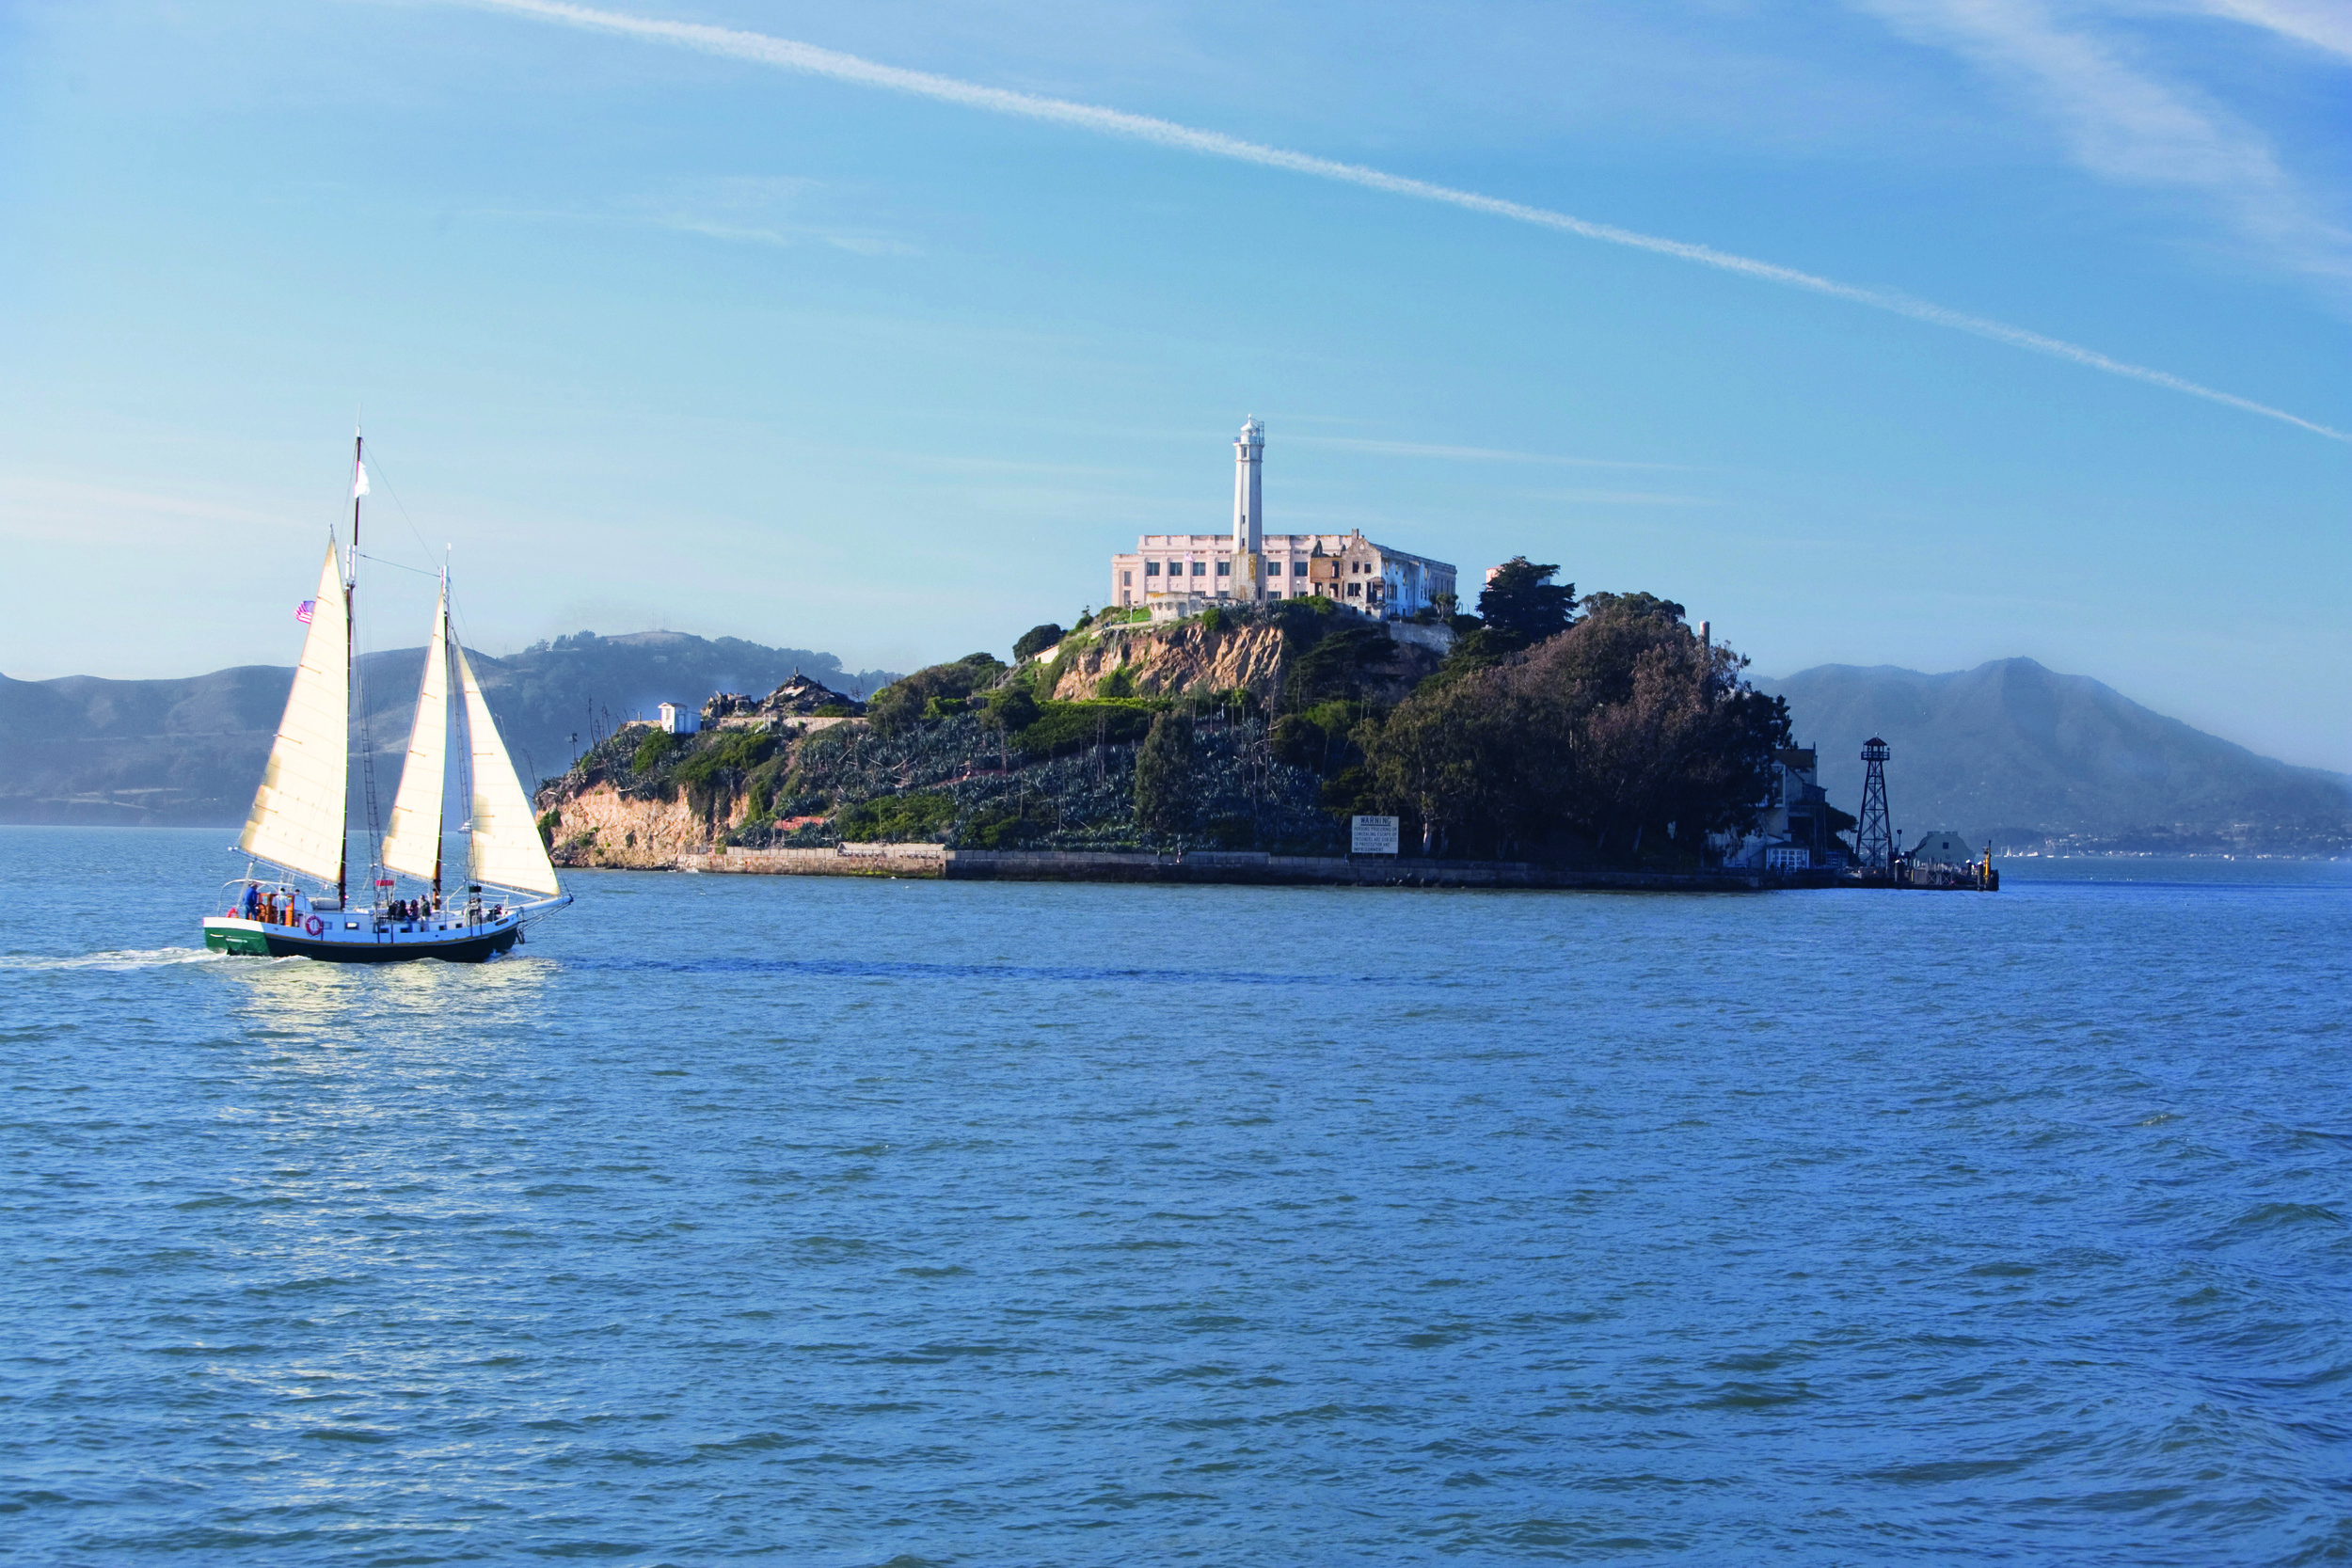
[294,600,315,625]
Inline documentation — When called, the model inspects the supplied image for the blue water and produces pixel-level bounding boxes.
[5,828,2349,1565]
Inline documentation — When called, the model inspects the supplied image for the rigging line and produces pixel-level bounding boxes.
[355,551,442,578]
[353,450,446,578]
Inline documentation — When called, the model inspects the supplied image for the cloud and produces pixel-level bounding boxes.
[2189,0,2352,61]
[458,0,2345,443]
[1853,0,2352,289]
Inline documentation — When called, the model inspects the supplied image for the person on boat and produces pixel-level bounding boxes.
[241,884,260,920]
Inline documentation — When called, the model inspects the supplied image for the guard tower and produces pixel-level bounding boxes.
[1856,736,1893,870]
[1232,417,1264,599]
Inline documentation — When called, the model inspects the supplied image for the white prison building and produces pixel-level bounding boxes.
[1109,420,1456,619]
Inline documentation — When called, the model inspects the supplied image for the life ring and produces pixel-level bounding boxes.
[305,915,325,937]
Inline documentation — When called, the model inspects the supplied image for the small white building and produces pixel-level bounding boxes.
[658,702,700,735]
[1910,831,1977,865]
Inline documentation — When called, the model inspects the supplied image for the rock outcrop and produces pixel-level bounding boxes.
[1042,623,1287,700]
[1041,618,1445,704]
[542,780,755,869]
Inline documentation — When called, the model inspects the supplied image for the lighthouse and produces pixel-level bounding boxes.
[1232,417,1264,599]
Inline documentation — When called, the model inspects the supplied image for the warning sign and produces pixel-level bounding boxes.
[1350,815,1400,855]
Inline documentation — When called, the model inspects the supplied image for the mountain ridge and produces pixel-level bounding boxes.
[1756,657,2352,856]
[0,631,900,826]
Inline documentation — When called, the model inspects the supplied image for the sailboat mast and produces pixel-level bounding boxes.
[434,574,448,901]
[339,430,362,909]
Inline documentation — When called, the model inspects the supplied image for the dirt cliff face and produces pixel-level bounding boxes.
[540,781,751,869]
[1043,623,1289,701]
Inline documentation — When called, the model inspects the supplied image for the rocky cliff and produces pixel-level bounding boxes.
[1041,618,1443,705]
[541,777,759,869]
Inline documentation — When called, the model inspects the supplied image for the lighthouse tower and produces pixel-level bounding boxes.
[1232,417,1264,599]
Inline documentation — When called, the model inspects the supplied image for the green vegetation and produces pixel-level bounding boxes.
[867,652,1009,736]
[632,729,680,773]
[535,808,561,847]
[1133,710,1195,835]
[1094,664,1137,699]
[1011,699,1159,759]
[1365,594,1782,861]
[835,790,957,842]
[1441,556,1578,673]
[1013,623,1065,659]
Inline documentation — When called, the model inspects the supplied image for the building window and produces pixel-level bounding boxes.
[1291,562,1305,576]
[1121,571,1132,586]
[1346,582,1361,597]
[1216,561,1231,577]
[1145,561,1161,577]
[1190,561,1205,576]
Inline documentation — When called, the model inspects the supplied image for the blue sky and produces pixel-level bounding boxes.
[4,0,2347,766]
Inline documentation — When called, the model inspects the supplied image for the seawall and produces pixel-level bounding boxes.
[671,844,1769,891]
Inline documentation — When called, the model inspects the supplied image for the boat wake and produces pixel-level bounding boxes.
[0,946,233,973]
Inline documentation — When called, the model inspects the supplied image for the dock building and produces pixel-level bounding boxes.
[1109,420,1456,619]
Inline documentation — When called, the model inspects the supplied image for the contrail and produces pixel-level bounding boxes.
[468,0,2346,444]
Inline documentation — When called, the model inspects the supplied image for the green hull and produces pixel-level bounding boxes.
[204,925,273,957]
[201,918,523,963]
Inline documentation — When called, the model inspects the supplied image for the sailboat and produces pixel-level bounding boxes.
[202,436,571,961]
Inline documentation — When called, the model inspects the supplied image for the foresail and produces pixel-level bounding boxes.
[453,642,561,896]
[381,589,449,882]
[238,541,348,882]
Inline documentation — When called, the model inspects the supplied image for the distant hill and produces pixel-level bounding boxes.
[1756,658,2352,856]
[0,631,900,827]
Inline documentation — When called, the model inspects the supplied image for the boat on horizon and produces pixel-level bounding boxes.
[202,436,570,961]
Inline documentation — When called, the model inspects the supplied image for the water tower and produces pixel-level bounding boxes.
[1856,736,1893,870]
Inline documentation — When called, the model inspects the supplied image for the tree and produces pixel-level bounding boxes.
[866,652,1009,736]
[1364,594,1785,864]
[984,684,1041,732]
[1013,624,1065,660]
[1475,557,1577,648]
[1133,710,1195,836]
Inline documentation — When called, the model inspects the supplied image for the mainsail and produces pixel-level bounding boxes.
[238,541,349,883]
[380,586,450,884]
[453,642,561,896]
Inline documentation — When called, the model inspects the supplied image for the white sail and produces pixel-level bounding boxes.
[380,586,449,883]
[454,641,561,896]
[238,541,349,882]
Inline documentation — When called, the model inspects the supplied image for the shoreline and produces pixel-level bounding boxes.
[668,844,1782,891]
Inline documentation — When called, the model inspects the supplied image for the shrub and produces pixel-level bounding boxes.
[535,809,561,846]
[1095,665,1137,699]
[835,791,957,843]
[632,730,679,773]
[1013,623,1066,660]
[1199,606,1223,634]
[958,800,1049,848]
[984,685,1041,731]
[1012,699,1158,759]
[868,653,1009,735]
